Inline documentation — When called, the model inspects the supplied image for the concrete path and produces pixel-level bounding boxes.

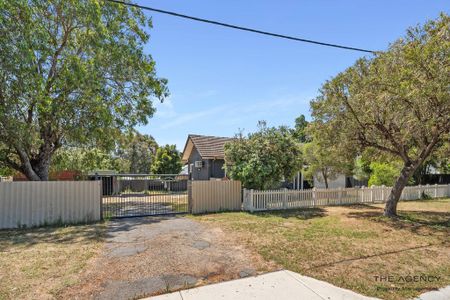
[415,286,450,300]
[146,270,379,300]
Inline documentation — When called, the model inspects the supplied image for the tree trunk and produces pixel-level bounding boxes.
[14,144,54,181]
[20,158,51,181]
[384,162,416,217]
[322,170,329,189]
[21,164,42,181]
[33,158,50,181]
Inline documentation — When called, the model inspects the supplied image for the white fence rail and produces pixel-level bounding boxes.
[0,181,101,229]
[243,184,450,212]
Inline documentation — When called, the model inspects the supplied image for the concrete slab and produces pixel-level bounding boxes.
[285,270,379,300]
[415,285,450,300]
[145,270,379,300]
[147,292,182,300]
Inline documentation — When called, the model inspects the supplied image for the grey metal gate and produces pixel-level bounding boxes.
[100,174,189,218]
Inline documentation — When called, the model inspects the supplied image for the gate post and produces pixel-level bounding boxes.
[188,180,193,213]
[249,189,255,212]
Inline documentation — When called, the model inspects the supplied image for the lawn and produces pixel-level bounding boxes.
[193,198,450,300]
[0,223,105,300]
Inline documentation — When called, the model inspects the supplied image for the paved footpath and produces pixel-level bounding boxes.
[146,270,380,300]
[415,286,450,300]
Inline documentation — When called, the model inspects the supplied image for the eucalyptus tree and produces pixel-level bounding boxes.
[309,14,449,217]
[0,0,168,180]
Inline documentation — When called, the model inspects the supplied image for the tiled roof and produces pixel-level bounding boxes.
[188,134,234,159]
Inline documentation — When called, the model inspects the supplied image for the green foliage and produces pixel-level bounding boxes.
[116,131,157,173]
[292,114,310,143]
[302,139,351,189]
[0,0,168,180]
[0,165,14,176]
[309,14,449,208]
[151,145,182,174]
[51,147,115,173]
[353,156,371,181]
[367,162,400,186]
[224,123,302,190]
[51,130,158,174]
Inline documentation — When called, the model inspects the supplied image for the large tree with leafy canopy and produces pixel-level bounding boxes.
[114,130,158,173]
[302,140,351,189]
[224,122,303,190]
[151,145,182,175]
[309,14,449,217]
[0,0,168,180]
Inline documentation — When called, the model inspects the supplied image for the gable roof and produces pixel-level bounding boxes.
[182,134,234,162]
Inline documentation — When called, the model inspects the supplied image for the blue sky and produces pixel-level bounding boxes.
[135,0,448,150]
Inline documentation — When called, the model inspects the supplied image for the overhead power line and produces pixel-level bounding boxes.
[105,0,377,54]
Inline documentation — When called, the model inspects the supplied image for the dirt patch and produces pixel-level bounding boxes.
[60,216,275,299]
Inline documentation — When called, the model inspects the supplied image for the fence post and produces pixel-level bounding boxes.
[381,185,385,203]
[312,187,316,207]
[242,188,247,211]
[338,187,342,205]
[360,186,364,203]
[187,180,193,213]
[370,186,374,203]
[434,184,438,198]
[283,188,287,209]
[418,184,421,199]
[250,189,254,212]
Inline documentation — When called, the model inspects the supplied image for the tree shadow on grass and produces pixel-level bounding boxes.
[0,215,181,251]
[306,242,442,271]
[346,209,450,238]
[251,207,327,220]
[338,203,381,210]
[0,222,106,251]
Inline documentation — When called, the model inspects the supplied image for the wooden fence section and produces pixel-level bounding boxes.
[0,181,101,229]
[189,180,242,214]
[243,184,450,212]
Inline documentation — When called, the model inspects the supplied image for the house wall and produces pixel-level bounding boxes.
[187,147,226,180]
[188,147,210,180]
[313,172,346,189]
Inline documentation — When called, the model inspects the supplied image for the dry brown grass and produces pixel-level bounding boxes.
[193,199,450,300]
[0,223,105,300]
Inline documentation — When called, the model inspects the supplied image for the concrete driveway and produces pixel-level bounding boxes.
[61,216,273,299]
[147,270,379,300]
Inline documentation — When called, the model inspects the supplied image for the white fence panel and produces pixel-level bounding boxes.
[243,184,450,212]
[0,181,101,229]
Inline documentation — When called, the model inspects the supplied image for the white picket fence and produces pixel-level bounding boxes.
[243,184,450,212]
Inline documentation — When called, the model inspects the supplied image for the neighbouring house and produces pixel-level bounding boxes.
[181,134,234,180]
[313,172,368,189]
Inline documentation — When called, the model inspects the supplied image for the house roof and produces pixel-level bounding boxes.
[181,134,234,162]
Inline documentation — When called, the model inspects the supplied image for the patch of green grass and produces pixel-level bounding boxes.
[193,199,450,300]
